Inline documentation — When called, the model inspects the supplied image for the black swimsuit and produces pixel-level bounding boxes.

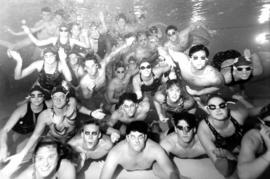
[205,116,243,151]
[140,73,162,96]
[13,102,47,134]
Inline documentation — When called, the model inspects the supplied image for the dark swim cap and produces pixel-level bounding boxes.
[234,56,252,67]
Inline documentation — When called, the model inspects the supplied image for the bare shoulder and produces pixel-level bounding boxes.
[242,129,262,145]
[100,134,113,150]
[68,134,82,146]
[146,139,165,154]
[160,133,177,152]
[198,119,212,136]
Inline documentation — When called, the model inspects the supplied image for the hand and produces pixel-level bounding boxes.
[58,48,67,61]
[0,147,10,163]
[91,109,106,120]
[110,131,120,143]
[185,85,198,96]
[21,25,31,34]
[243,48,251,59]
[159,115,169,123]
[213,148,236,160]
[125,36,136,46]
[7,49,22,62]
[260,125,270,150]
[232,94,244,101]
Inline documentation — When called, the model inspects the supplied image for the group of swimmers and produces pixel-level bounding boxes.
[0,4,269,179]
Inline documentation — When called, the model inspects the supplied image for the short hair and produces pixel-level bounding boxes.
[166,79,182,90]
[114,61,125,71]
[29,85,45,94]
[84,53,101,68]
[126,121,148,135]
[206,93,227,104]
[118,92,138,106]
[233,56,252,67]
[189,44,210,57]
[165,25,178,35]
[81,119,100,131]
[41,7,51,13]
[116,13,128,22]
[136,31,148,40]
[172,112,197,129]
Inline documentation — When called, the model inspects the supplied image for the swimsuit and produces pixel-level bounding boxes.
[13,102,47,134]
[140,73,162,96]
[204,116,243,151]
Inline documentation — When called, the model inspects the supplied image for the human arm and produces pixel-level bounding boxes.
[8,49,40,80]
[243,49,263,77]
[154,91,169,123]
[237,129,270,179]
[0,104,26,162]
[99,148,119,179]
[106,80,119,104]
[58,48,72,82]
[153,144,180,179]
[22,25,55,46]
[197,121,237,177]
[132,74,143,100]
[58,159,76,179]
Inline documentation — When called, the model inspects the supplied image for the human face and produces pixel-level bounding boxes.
[117,18,126,28]
[41,11,52,21]
[115,67,125,80]
[235,65,252,80]
[122,100,137,118]
[34,145,58,178]
[175,120,195,143]
[139,62,152,77]
[138,34,148,47]
[167,29,177,42]
[148,36,159,50]
[89,25,100,40]
[127,131,147,152]
[207,97,228,121]
[85,60,98,76]
[30,91,44,106]
[167,85,181,103]
[190,50,208,70]
[59,27,69,37]
[44,52,56,65]
[52,92,67,109]
[69,53,79,65]
[71,24,81,38]
[82,124,101,150]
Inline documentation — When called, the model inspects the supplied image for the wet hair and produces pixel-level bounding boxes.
[212,49,241,70]
[166,79,182,90]
[55,9,65,17]
[51,85,69,96]
[189,44,210,57]
[165,25,178,35]
[206,93,227,104]
[114,61,126,71]
[172,112,197,129]
[116,13,128,22]
[81,118,100,131]
[139,58,151,67]
[41,7,51,13]
[29,85,45,94]
[149,26,158,34]
[84,53,101,68]
[136,31,149,40]
[118,92,138,106]
[126,121,148,135]
[233,56,252,67]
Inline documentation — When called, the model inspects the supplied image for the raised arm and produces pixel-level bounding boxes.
[22,25,55,46]
[99,148,119,179]
[8,49,40,80]
[58,48,72,82]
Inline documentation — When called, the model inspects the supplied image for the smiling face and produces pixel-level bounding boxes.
[167,29,178,42]
[175,120,195,143]
[207,97,229,121]
[167,84,182,103]
[126,131,147,152]
[34,145,59,178]
[30,90,44,106]
[122,100,137,118]
[190,50,208,70]
[52,92,67,109]
[234,65,252,80]
[43,51,56,65]
[81,123,101,150]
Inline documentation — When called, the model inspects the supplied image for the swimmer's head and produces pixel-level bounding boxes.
[189,44,209,58]
[126,121,148,152]
[81,119,102,150]
[233,56,252,67]
[189,44,209,70]
[84,54,101,76]
[233,56,252,80]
